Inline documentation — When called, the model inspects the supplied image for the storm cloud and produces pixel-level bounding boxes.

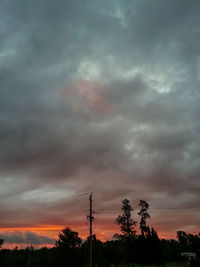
[0,0,200,243]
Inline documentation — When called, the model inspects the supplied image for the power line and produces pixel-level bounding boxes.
[1,203,199,221]
[0,195,89,220]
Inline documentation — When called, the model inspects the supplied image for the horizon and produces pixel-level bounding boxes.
[1,193,199,249]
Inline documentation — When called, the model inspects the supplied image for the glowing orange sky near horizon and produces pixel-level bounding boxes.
[1,223,178,249]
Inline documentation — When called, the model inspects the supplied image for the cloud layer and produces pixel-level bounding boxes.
[0,231,55,248]
[0,0,200,244]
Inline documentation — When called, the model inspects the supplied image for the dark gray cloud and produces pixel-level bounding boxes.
[0,231,55,245]
[0,0,200,242]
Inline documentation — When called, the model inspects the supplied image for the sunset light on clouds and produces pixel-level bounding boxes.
[0,0,200,249]
[61,80,111,115]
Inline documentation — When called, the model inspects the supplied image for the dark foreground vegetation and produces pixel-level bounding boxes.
[1,231,200,267]
[0,199,199,266]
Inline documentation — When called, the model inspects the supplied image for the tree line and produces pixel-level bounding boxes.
[0,198,200,267]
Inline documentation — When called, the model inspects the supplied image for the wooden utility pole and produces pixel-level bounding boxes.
[27,244,32,267]
[88,193,94,267]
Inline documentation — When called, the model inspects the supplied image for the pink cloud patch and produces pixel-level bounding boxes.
[61,80,111,116]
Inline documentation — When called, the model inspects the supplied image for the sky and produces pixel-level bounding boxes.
[0,0,200,248]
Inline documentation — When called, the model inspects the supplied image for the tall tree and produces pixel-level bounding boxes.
[55,227,82,249]
[138,200,150,236]
[55,227,84,267]
[115,198,137,240]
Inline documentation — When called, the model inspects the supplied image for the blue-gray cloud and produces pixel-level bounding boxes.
[0,231,55,245]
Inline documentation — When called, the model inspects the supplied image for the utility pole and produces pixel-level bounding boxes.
[27,244,32,267]
[87,192,94,267]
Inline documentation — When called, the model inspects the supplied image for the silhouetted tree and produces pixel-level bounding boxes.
[160,238,180,262]
[177,231,189,251]
[55,227,83,267]
[81,235,106,265]
[144,227,161,265]
[1,231,200,267]
[115,198,137,241]
[177,230,200,264]
[138,200,150,236]
[0,238,4,248]
[55,227,81,249]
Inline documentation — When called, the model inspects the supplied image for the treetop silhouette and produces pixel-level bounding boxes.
[115,198,137,241]
[138,199,150,236]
